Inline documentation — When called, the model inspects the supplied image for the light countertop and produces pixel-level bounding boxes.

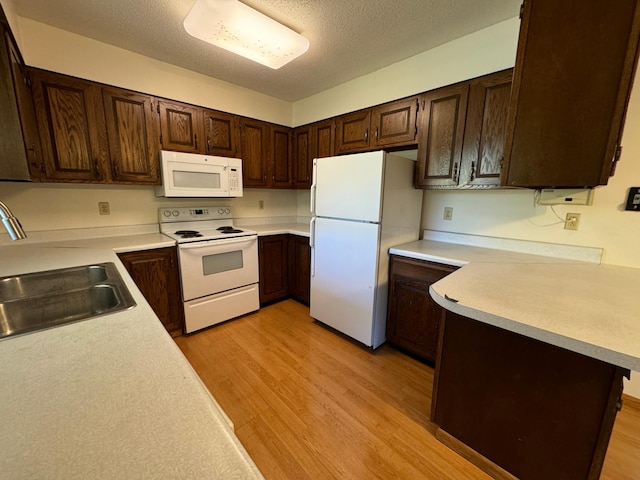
[0,245,263,479]
[390,238,640,372]
[243,222,310,237]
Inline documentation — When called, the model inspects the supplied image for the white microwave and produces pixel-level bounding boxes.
[155,151,243,198]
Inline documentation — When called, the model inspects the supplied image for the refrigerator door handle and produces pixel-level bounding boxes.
[310,159,317,215]
[309,217,316,277]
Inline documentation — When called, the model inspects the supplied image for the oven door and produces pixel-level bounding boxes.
[178,235,259,301]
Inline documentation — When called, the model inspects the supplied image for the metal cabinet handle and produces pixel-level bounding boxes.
[469,161,476,182]
[364,129,368,142]
[453,163,459,183]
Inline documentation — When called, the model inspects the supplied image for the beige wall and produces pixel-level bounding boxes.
[0,182,297,233]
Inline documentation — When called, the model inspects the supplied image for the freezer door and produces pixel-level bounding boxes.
[313,151,384,222]
[310,217,380,346]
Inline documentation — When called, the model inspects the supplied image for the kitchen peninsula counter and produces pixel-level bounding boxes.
[391,233,640,480]
[0,245,263,479]
[390,237,640,371]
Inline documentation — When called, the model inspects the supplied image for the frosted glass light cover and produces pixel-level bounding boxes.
[183,0,309,69]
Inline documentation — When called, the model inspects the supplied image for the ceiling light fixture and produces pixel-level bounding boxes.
[183,0,309,69]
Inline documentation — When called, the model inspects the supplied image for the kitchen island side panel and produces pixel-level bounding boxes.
[432,311,628,480]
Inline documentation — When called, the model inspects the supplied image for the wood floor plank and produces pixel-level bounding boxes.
[174,299,640,479]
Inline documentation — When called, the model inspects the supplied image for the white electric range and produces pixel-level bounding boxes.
[159,206,259,333]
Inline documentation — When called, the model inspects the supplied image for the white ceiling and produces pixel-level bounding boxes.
[12,0,520,102]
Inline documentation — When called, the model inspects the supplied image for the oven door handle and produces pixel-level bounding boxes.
[178,236,257,249]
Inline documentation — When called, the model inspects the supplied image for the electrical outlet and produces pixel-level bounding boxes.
[443,207,453,221]
[98,202,110,215]
[259,200,264,210]
[564,213,580,230]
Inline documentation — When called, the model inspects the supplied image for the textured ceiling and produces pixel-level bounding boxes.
[13,0,521,101]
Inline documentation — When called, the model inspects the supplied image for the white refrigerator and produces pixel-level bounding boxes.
[309,150,423,348]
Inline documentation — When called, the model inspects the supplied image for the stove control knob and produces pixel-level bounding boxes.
[225,208,231,214]
[172,210,180,217]
[218,208,224,214]
[163,210,171,217]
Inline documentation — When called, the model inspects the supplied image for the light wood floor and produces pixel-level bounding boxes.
[174,299,640,479]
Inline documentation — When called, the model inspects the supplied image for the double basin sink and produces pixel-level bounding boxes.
[0,263,136,339]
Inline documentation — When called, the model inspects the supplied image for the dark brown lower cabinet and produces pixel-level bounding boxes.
[258,235,289,303]
[117,247,184,337]
[289,235,311,305]
[432,311,629,480]
[386,255,457,363]
[258,234,310,305]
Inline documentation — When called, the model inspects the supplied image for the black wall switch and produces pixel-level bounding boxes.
[625,187,640,211]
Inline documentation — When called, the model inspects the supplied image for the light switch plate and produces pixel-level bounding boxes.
[625,187,640,211]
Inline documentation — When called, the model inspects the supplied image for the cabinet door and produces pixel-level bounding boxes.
[459,69,512,188]
[502,0,640,188]
[118,247,184,337]
[102,87,160,184]
[335,109,371,153]
[289,234,311,305]
[158,99,204,153]
[415,83,469,188]
[313,119,335,158]
[31,69,108,182]
[203,109,240,157]
[240,117,269,187]
[258,235,289,303]
[3,30,42,180]
[371,96,419,147]
[293,125,312,188]
[386,256,457,363]
[270,124,293,188]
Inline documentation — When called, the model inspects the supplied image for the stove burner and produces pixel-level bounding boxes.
[175,230,203,238]
[217,226,243,234]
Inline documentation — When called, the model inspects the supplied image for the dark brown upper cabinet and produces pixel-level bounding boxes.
[203,109,240,157]
[459,69,512,188]
[313,119,335,159]
[501,0,640,188]
[102,86,160,184]
[270,124,293,188]
[1,25,42,181]
[30,69,108,182]
[335,109,371,153]
[335,97,420,154]
[158,99,204,154]
[240,117,270,188]
[293,124,311,189]
[370,96,420,147]
[415,83,469,188]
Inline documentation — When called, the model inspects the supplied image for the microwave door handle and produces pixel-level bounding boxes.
[178,237,256,249]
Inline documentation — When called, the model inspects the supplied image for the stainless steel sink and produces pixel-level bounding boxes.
[0,263,136,339]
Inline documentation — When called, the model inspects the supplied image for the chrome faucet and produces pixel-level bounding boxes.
[0,201,26,240]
